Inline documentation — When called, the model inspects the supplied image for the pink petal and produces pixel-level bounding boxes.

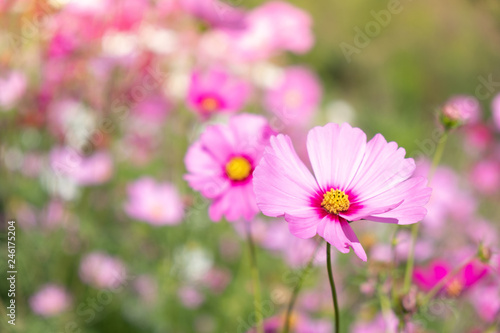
[317,215,367,261]
[184,141,230,198]
[285,209,324,239]
[253,134,320,217]
[199,125,235,163]
[367,177,432,225]
[307,123,367,192]
[348,134,416,201]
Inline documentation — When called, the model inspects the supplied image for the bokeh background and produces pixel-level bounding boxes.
[1,0,500,332]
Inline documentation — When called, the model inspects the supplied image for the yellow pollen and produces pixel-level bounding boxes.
[321,189,350,214]
[446,279,463,297]
[225,157,252,181]
[200,97,219,112]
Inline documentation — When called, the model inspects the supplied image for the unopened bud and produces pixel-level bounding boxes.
[477,243,492,263]
[439,95,480,130]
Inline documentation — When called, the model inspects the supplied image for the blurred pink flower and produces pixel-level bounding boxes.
[132,94,171,123]
[50,148,113,186]
[464,123,494,154]
[222,1,313,61]
[351,312,398,333]
[79,252,127,289]
[413,259,488,296]
[0,71,27,110]
[442,95,481,125]
[200,267,231,294]
[264,67,322,126]
[187,68,250,118]
[29,284,72,317]
[124,177,184,225]
[414,161,476,235]
[75,151,114,185]
[253,123,432,261]
[179,0,245,29]
[134,275,158,304]
[184,114,274,222]
[469,159,500,195]
[470,284,500,323]
[178,286,204,309]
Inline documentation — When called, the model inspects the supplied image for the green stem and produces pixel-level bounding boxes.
[326,243,340,333]
[402,130,449,294]
[421,255,475,305]
[282,241,322,333]
[246,224,264,333]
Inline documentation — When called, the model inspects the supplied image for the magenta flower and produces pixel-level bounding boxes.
[264,66,322,126]
[413,259,488,296]
[187,68,250,119]
[253,123,432,261]
[185,114,274,222]
[124,177,184,226]
[29,284,72,317]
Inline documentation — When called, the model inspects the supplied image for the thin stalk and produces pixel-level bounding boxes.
[402,130,449,293]
[246,223,264,333]
[326,243,340,333]
[282,241,322,333]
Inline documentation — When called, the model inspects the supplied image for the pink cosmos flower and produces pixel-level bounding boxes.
[185,114,274,222]
[124,177,184,226]
[187,68,250,119]
[50,147,113,186]
[220,1,313,61]
[29,284,72,317]
[79,252,127,289]
[470,285,500,322]
[464,124,494,154]
[253,123,432,261]
[413,259,488,297]
[469,159,500,195]
[264,66,322,127]
[441,95,481,126]
[179,0,245,29]
[178,286,204,309]
[132,94,171,123]
[0,71,27,110]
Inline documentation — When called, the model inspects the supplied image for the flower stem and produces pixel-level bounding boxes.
[326,243,340,333]
[402,130,449,294]
[246,223,264,333]
[282,241,322,333]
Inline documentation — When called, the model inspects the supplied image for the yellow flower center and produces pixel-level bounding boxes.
[321,189,350,214]
[225,157,252,181]
[446,279,463,297]
[200,97,220,112]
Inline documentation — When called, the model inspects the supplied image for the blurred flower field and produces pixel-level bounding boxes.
[1,0,500,332]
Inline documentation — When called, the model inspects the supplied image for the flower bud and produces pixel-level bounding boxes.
[440,95,480,130]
